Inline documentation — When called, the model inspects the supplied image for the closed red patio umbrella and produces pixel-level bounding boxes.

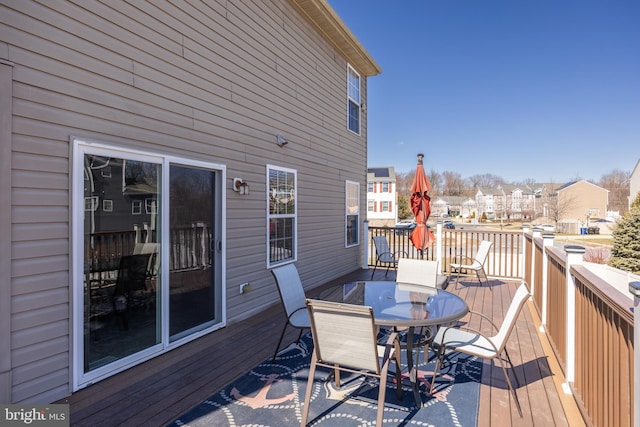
[409,153,435,255]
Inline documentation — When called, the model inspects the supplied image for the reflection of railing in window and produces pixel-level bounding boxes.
[169,222,211,271]
[86,223,211,278]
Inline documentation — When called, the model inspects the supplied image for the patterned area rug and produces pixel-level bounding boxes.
[170,333,481,426]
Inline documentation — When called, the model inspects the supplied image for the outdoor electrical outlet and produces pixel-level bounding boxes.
[240,283,251,294]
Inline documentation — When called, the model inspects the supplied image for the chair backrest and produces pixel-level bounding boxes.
[305,299,380,373]
[372,236,393,261]
[271,264,307,317]
[493,283,530,351]
[133,242,159,277]
[396,258,439,288]
[115,253,152,293]
[474,240,493,265]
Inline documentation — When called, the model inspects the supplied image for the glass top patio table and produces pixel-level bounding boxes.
[315,280,469,407]
[316,281,469,328]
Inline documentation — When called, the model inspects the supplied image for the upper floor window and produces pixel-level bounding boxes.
[367,181,373,193]
[345,181,359,247]
[382,201,391,212]
[347,65,361,134]
[267,165,297,267]
[367,200,374,212]
[382,182,390,192]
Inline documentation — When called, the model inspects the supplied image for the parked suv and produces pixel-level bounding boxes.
[443,220,455,229]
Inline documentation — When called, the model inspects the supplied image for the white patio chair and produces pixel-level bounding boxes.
[371,235,407,279]
[396,258,440,289]
[396,258,445,358]
[430,282,531,417]
[271,263,310,362]
[450,240,493,289]
[301,299,403,426]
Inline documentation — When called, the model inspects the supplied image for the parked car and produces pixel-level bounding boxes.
[539,224,555,232]
[443,220,455,229]
[395,219,416,235]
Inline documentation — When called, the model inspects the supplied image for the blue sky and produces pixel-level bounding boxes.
[327,0,640,183]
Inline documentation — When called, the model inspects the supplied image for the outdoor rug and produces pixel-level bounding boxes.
[169,332,481,426]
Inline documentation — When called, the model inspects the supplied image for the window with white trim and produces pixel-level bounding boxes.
[345,181,359,247]
[267,165,296,266]
[347,65,361,134]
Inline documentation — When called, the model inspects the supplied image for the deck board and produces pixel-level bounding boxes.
[58,269,584,426]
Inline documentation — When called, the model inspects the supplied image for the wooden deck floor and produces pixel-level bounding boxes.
[59,269,586,426]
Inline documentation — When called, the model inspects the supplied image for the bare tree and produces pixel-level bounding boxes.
[545,191,577,225]
[468,173,504,189]
[442,171,467,196]
[427,169,442,197]
[599,169,630,215]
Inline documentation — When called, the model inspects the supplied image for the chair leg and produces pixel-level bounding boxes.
[272,323,289,362]
[496,358,523,417]
[429,345,446,393]
[377,360,391,426]
[370,262,378,279]
[394,353,403,401]
[503,348,521,387]
[300,351,318,426]
[477,269,492,290]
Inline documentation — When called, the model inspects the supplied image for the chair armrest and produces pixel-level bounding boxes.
[381,331,400,360]
[450,256,475,266]
[391,250,408,259]
[463,310,500,333]
[287,306,307,322]
[438,325,500,354]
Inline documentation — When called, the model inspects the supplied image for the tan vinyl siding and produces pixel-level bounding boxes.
[2,0,373,402]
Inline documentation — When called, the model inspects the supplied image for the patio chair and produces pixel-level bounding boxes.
[430,282,531,417]
[450,240,493,289]
[396,258,445,357]
[271,263,311,362]
[370,235,407,279]
[112,253,152,330]
[301,299,403,426]
[396,258,446,289]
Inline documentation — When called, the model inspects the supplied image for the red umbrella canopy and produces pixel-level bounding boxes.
[409,154,435,252]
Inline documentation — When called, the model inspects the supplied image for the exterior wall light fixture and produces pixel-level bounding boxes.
[276,134,288,147]
[233,178,249,195]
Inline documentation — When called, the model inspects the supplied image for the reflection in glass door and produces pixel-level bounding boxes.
[83,155,161,372]
[77,142,224,387]
[169,164,220,341]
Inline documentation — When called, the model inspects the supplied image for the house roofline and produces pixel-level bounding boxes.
[290,0,382,76]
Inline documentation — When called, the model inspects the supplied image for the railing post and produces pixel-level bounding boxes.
[530,227,541,298]
[363,220,370,270]
[436,221,443,275]
[629,281,640,427]
[564,244,585,386]
[540,232,554,326]
[522,224,529,281]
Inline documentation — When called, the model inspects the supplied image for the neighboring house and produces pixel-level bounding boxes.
[366,167,396,226]
[476,187,500,219]
[431,196,477,219]
[539,180,609,232]
[630,158,640,208]
[475,185,535,221]
[0,1,380,403]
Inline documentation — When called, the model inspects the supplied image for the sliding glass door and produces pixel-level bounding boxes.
[75,140,224,388]
[168,164,220,341]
